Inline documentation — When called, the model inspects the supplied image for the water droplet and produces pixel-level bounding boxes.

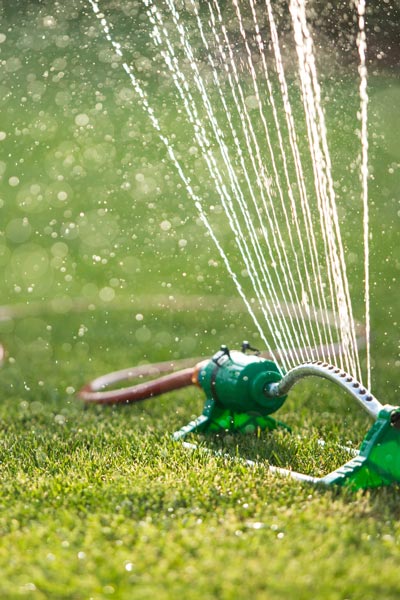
[6,218,32,243]
[8,176,20,187]
[57,190,68,202]
[247,521,264,530]
[135,326,151,343]
[103,585,115,595]
[245,95,259,110]
[54,414,66,426]
[55,91,71,106]
[20,583,36,592]
[99,287,115,302]
[160,220,171,231]
[5,57,22,73]
[43,16,57,28]
[75,113,90,127]
[51,57,67,71]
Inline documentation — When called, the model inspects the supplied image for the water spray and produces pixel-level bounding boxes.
[77,2,397,489]
[79,343,400,490]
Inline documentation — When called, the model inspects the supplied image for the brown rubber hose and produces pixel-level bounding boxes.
[78,362,200,405]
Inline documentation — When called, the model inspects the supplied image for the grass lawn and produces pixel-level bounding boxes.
[0,2,399,599]
[0,303,399,599]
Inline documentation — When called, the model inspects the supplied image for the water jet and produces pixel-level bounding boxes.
[78,0,399,489]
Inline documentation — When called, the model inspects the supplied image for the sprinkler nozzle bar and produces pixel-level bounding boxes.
[264,360,383,420]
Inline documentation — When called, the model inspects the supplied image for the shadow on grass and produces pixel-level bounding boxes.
[191,428,400,518]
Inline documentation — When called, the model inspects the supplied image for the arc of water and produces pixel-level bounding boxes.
[289,0,362,381]
[88,0,369,385]
[284,3,346,367]
[160,46,293,368]
[304,5,362,380]
[208,3,352,376]
[150,0,363,375]
[260,0,339,362]
[146,0,307,367]
[263,0,350,369]
[154,35,293,364]
[204,0,318,361]
[172,0,317,364]
[87,0,283,368]
[355,0,371,391]
[229,0,325,356]
[290,8,355,375]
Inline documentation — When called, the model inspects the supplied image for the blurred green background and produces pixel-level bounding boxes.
[0,0,398,398]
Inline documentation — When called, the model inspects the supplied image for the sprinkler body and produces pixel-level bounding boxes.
[197,345,286,414]
[173,345,288,439]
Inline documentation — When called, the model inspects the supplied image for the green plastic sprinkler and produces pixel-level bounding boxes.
[173,343,289,440]
[79,342,400,490]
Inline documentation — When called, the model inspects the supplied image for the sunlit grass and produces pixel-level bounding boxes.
[0,306,399,599]
[0,1,399,598]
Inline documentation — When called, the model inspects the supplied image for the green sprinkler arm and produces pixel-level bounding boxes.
[263,360,400,489]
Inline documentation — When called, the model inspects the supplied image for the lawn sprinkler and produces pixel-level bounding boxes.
[79,342,400,490]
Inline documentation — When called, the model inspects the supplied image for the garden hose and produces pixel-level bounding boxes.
[79,360,197,405]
